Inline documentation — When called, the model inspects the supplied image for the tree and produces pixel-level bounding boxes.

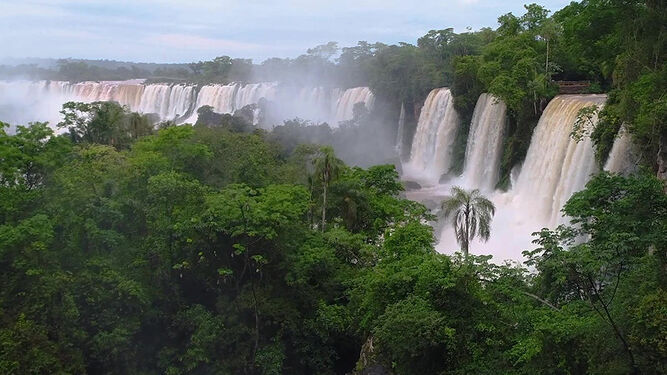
[58,101,154,149]
[307,41,339,61]
[313,146,344,231]
[526,172,667,374]
[441,186,495,258]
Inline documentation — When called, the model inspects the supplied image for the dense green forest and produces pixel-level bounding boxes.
[1,102,665,374]
[1,0,666,374]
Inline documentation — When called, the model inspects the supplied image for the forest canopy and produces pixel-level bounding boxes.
[0,0,665,374]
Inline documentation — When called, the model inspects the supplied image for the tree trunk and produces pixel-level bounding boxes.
[545,39,550,76]
[587,275,639,374]
[463,205,470,259]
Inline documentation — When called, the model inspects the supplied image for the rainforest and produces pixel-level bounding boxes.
[0,0,665,374]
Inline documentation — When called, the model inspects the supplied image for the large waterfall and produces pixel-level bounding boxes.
[512,94,605,227]
[404,88,459,184]
[403,93,608,262]
[0,80,374,129]
[461,94,507,191]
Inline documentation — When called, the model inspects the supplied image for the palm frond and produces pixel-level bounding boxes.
[440,186,496,254]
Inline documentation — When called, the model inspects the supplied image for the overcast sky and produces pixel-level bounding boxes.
[0,0,571,63]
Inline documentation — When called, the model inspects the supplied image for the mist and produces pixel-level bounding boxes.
[0,42,401,169]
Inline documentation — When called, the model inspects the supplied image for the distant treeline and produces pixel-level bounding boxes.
[0,58,191,83]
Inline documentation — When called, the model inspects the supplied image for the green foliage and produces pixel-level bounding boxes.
[2,1,666,374]
[58,101,155,149]
[441,186,496,258]
[526,172,667,374]
[554,0,666,171]
[373,296,454,375]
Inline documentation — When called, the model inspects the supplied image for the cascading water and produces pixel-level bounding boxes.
[190,84,239,116]
[461,94,507,191]
[396,102,406,157]
[604,126,638,174]
[404,88,459,184]
[333,87,375,125]
[0,80,76,126]
[512,94,606,227]
[453,94,605,259]
[403,93,607,262]
[137,84,171,117]
[235,82,277,110]
[1,80,373,128]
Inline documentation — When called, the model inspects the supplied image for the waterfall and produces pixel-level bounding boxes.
[404,88,459,184]
[604,126,638,174]
[396,102,406,157]
[235,82,277,110]
[461,94,507,191]
[0,80,373,129]
[333,87,375,125]
[296,86,337,123]
[416,94,608,261]
[137,84,171,117]
[512,94,606,226]
[191,83,239,115]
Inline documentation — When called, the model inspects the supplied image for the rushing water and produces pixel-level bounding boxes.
[333,86,375,125]
[461,94,507,191]
[404,88,459,184]
[0,80,374,129]
[404,93,607,262]
[396,102,406,158]
[512,94,606,227]
[604,126,638,174]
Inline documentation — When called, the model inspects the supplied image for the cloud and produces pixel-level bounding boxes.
[0,0,573,62]
[147,33,263,52]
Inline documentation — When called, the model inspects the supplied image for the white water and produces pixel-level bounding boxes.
[404,88,459,184]
[0,80,373,129]
[461,94,507,191]
[396,102,406,157]
[186,83,238,119]
[404,94,607,263]
[333,87,375,125]
[604,126,638,174]
[512,95,605,227]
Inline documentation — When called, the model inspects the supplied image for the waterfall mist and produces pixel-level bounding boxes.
[0,79,376,130]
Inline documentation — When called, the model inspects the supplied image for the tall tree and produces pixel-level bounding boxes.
[313,146,343,231]
[441,186,495,258]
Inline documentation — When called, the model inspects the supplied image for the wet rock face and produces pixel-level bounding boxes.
[403,180,422,190]
[354,336,394,375]
[360,364,393,375]
[439,173,452,184]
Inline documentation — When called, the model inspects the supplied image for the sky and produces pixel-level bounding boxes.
[0,0,572,64]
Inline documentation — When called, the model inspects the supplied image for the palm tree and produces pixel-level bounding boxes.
[441,186,496,258]
[313,146,343,231]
